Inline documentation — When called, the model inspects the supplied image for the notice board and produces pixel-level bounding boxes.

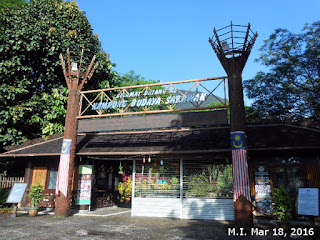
[77,165,92,205]
[6,183,27,204]
[254,165,273,213]
[298,188,319,216]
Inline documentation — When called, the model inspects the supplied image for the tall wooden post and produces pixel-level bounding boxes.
[209,22,258,226]
[54,49,98,217]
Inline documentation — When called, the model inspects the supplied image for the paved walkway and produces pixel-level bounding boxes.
[0,208,319,240]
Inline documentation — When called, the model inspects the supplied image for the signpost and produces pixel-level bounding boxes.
[6,183,27,217]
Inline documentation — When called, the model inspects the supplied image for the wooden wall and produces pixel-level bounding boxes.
[78,110,228,132]
[307,164,320,188]
[248,163,255,198]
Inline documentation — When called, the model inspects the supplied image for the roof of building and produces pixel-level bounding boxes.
[1,124,320,158]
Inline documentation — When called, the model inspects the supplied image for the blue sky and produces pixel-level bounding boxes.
[75,0,320,105]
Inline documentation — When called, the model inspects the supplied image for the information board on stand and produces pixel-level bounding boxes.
[6,183,27,204]
[77,165,92,206]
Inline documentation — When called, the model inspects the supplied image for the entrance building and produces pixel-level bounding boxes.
[2,120,320,221]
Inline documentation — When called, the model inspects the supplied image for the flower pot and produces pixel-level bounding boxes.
[28,207,39,217]
[125,197,131,203]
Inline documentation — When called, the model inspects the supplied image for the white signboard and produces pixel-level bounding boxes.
[298,188,319,216]
[6,183,27,204]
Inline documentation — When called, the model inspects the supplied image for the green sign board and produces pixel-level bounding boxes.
[79,165,93,174]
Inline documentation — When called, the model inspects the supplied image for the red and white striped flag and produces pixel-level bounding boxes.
[231,132,251,202]
[56,139,72,197]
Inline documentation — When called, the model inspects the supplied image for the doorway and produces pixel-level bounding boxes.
[91,160,132,209]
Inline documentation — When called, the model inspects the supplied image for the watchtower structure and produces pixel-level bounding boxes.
[54,49,98,217]
[209,22,258,226]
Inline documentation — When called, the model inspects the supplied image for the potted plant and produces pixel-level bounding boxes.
[272,185,292,232]
[118,176,132,203]
[27,181,44,216]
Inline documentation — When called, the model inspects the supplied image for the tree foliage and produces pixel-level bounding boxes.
[0,0,114,151]
[244,21,320,126]
[206,101,262,124]
[116,70,159,87]
[0,0,26,9]
[113,70,169,113]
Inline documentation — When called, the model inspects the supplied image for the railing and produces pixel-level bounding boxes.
[0,176,25,188]
[209,22,258,58]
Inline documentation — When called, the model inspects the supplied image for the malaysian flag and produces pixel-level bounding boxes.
[231,131,251,202]
[56,139,72,197]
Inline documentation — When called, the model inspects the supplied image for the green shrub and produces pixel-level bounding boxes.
[272,185,292,223]
[170,177,180,190]
[187,173,212,197]
[216,165,233,198]
[0,188,9,208]
[27,182,44,207]
[118,177,132,200]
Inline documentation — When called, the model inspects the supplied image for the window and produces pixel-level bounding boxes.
[272,165,305,195]
[183,160,233,198]
[135,159,180,198]
[48,169,57,189]
[134,158,233,199]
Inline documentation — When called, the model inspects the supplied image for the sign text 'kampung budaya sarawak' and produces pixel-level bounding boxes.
[92,90,207,111]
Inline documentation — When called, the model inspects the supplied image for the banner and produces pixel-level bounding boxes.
[231,131,251,202]
[55,139,72,197]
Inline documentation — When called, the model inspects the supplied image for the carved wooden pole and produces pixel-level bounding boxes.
[209,22,258,226]
[54,49,98,217]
